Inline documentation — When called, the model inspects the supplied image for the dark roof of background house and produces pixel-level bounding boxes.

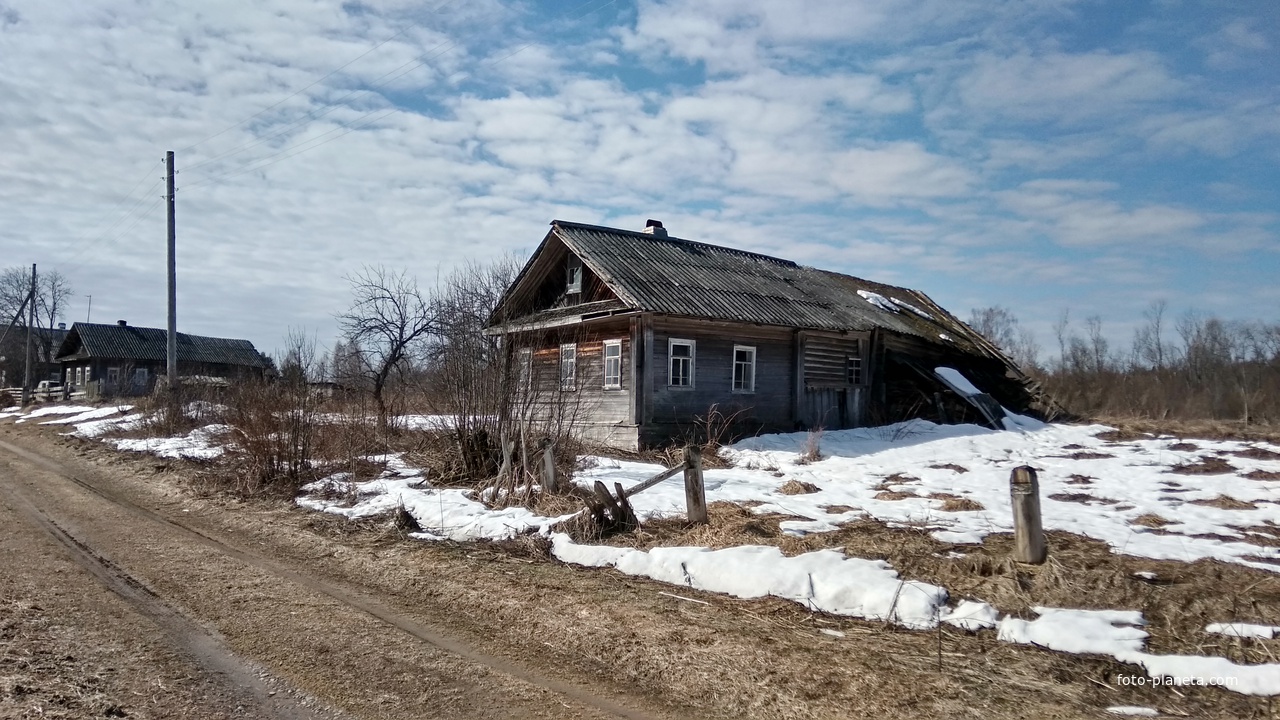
[492,220,997,357]
[54,322,269,368]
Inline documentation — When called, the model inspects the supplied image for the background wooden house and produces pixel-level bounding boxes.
[487,220,1053,450]
[55,321,270,397]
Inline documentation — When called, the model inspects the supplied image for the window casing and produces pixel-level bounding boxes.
[845,340,863,385]
[517,349,532,388]
[107,367,119,385]
[76,367,84,386]
[566,256,582,294]
[134,368,148,384]
[603,340,622,389]
[559,344,577,391]
[668,339,695,388]
[732,345,756,393]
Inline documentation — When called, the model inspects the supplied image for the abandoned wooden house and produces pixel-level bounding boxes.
[54,321,270,397]
[486,220,1053,450]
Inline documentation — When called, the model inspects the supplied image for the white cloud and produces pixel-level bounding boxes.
[954,50,1182,124]
[830,143,974,204]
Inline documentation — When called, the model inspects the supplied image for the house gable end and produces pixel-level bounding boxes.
[489,227,634,327]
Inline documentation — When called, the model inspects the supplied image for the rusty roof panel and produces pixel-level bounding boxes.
[545,221,987,354]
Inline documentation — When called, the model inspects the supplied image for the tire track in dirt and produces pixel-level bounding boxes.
[0,449,326,719]
[0,437,666,720]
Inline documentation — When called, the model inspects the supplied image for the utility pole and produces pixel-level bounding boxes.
[85,294,92,322]
[166,150,178,391]
[21,263,36,404]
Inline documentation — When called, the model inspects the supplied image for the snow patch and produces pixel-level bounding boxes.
[1206,623,1280,640]
[550,535,948,629]
[857,290,899,313]
[941,600,999,630]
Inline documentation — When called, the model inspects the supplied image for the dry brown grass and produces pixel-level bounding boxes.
[1244,469,1280,481]
[1052,451,1115,460]
[777,479,820,495]
[927,463,969,473]
[1066,474,1094,485]
[1094,428,1152,442]
[822,504,856,514]
[1131,513,1171,528]
[874,473,919,489]
[873,490,917,501]
[1233,446,1280,461]
[1095,416,1280,444]
[1168,456,1237,475]
[927,493,985,512]
[1189,495,1258,510]
[1048,493,1118,505]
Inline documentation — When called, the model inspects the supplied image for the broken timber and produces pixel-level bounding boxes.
[579,445,708,535]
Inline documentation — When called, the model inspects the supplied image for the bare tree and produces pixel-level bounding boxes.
[338,267,436,431]
[0,266,72,386]
[968,306,1039,368]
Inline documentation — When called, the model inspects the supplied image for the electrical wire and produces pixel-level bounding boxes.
[61,195,166,275]
[175,0,464,156]
[59,161,164,260]
[183,0,621,190]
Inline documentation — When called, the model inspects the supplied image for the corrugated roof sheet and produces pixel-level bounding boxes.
[55,322,269,368]
[531,221,986,353]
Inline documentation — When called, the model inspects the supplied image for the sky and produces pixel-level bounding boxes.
[0,0,1277,361]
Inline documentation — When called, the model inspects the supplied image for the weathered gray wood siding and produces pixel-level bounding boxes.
[513,321,639,447]
[641,317,795,442]
[799,331,871,429]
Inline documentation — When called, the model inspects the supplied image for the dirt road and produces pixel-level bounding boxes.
[0,421,1262,719]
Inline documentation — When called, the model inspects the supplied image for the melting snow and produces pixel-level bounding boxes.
[857,290,899,313]
[1206,623,1280,639]
[934,367,982,397]
[550,535,948,629]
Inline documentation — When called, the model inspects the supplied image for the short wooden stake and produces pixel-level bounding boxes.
[683,445,708,525]
[1009,465,1046,564]
[542,440,559,494]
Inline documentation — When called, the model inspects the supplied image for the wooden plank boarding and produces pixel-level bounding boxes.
[1010,466,1046,564]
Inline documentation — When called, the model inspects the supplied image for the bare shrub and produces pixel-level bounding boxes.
[797,427,823,464]
[213,331,328,497]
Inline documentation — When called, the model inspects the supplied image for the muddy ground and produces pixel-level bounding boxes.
[1,419,1275,719]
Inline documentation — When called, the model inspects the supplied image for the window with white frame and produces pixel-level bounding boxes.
[732,345,756,393]
[566,256,582,294]
[668,339,694,387]
[66,369,73,386]
[76,367,84,386]
[603,340,622,389]
[559,344,577,391]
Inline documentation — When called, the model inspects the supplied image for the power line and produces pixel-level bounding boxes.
[181,28,471,177]
[60,161,164,260]
[61,195,166,275]
[176,0,468,156]
[183,0,622,190]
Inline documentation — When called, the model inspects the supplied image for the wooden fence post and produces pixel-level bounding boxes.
[683,445,708,525]
[542,440,559,494]
[1010,465,1046,564]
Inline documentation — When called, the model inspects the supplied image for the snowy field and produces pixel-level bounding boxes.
[6,401,1280,699]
